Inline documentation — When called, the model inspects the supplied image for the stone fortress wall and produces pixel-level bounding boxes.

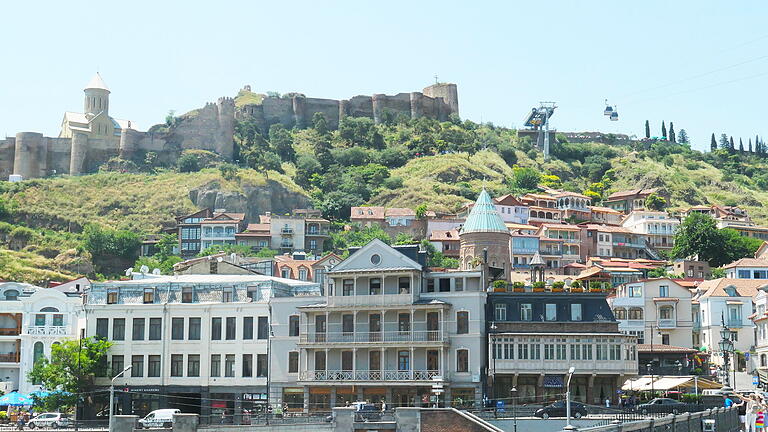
[0,81,458,180]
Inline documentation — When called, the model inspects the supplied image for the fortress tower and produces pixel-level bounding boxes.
[459,189,511,286]
[84,73,110,117]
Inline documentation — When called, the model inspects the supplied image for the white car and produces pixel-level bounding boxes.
[138,409,180,429]
[27,413,71,429]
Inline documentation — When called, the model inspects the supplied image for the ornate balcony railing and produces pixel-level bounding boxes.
[658,319,677,329]
[300,369,443,382]
[26,326,69,336]
[300,330,447,344]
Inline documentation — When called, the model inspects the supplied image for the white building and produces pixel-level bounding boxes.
[0,281,85,394]
[85,274,321,420]
[621,210,680,251]
[724,258,768,279]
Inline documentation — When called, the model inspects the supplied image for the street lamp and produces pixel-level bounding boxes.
[489,322,497,400]
[647,362,654,397]
[510,387,517,432]
[110,365,132,432]
[719,322,734,393]
[563,367,577,431]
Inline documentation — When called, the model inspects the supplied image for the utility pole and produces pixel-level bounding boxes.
[110,365,132,432]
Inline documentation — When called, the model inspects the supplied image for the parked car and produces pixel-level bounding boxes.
[636,398,687,415]
[27,413,71,429]
[534,401,588,419]
[138,409,180,429]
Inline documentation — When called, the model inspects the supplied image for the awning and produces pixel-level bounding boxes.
[652,377,692,390]
[622,376,722,392]
[622,377,654,391]
[758,369,768,384]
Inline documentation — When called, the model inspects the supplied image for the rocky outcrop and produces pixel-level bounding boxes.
[189,180,311,223]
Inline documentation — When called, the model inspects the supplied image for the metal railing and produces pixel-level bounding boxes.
[300,369,443,382]
[301,330,447,344]
[281,228,294,235]
[0,353,20,362]
[329,293,413,307]
[657,319,677,329]
[26,326,70,336]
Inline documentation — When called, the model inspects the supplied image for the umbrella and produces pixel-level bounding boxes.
[30,390,49,398]
[0,392,32,406]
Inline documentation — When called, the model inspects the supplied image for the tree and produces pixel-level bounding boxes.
[198,243,255,258]
[729,136,735,152]
[176,153,200,173]
[719,134,730,150]
[711,133,717,151]
[644,193,667,211]
[420,239,459,269]
[268,124,295,163]
[330,225,391,251]
[415,204,428,219]
[661,121,667,139]
[511,166,541,191]
[678,129,689,144]
[218,163,239,180]
[28,337,112,412]
[669,122,676,143]
[312,112,329,136]
[749,139,753,153]
[82,224,140,262]
[671,213,762,267]
[645,120,650,139]
[739,138,744,152]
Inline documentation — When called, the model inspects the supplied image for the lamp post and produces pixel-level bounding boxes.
[489,322,497,400]
[109,365,132,432]
[510,387,517,432]
[719,316,734,393]
[564,367,576,432]
[647,363,655,398]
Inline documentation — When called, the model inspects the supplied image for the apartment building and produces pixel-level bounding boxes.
[752,289,768,386]
[0,281,84,394]
[589,206,623,226]
[200,212,246,251]
[724,258,768,279]
[537,224,582,266]
[295,239,486,409]
[428,229,460,258]
[271,210,331,254]
[621,210,679,251]
[511,234,540,270]
[350,206,434,238]
[522,194,562,226]
[604,188,660,214]
[488,292,636,405]
[176,209,214,258]
[553,191,591,221]
[672,260,711,279]
[85,274,321,419]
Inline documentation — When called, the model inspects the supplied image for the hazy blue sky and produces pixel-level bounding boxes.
[2,1,767,151]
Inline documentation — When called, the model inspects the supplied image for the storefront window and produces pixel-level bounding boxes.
[283,388,304,412]
[451,388,475,409]
[308,388,330,412]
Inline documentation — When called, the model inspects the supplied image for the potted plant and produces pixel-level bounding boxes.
[589,281,604,292]
[492,280,507,292]
[512,281,525,292]
[532,281,546,292]
[569,280,583,292]
[552,281,565,292]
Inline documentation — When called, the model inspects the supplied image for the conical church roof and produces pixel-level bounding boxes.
[460,189,509,234]
[84,73,110,92]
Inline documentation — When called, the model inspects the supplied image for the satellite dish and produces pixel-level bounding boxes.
[152,268,161,275]
[139,265,150,274]
[125,267,134,276]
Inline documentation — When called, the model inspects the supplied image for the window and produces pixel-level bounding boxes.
[342,314,354,334]
[149,318,162,340]
[494,304,507,321]
[298,268,308,281]
[398,277,411,294]
[112,318,125,340]
[35,314,46,326]
[211,354,221,377]
[456,349,469,372]
[628,308,643,320]
[132,318,145,341]
[52,314,63,326]
[188,355,200,377]
[281,268,291,279]
[143,288,155,304]
[545,304,557,321]
[286,352,299,374]
[96,318,109,339]
[659,306,674,320]
[226,317,236,340]
[369,278,381,295]
[148,355,161,377]
[107,290,118,304]
[370,254,381,265]
[257,316,269,339]
[556,344,567,360]
[225,355,235,377]
[439,278,450,292]
[571,304,582,321]
[315,351,326,371]
[222,288,233,303]
[398,313,411,333]
[457,311,469,334]
[544,344,555,360]
[170,354,183,377]
[521,304,533,321]
[171,318,184,340]
[189,318,201,340]
[257,354,268,377]
[4,290,18,301]
[182,287,193,303]
[614,309,627,320]
[426,279,435,293]
[661,334,670,345]
[32,341,43,367]
[659,285,669,298]
[243,317,254,340]
[131,355,144,377]
[398,351,410,371]
[211,318,222,340]
[111,355,124,377]
[455,278,464,292]
[342,351,353,371]
[289,316,300,337]
[629,285,642,297]
[343,279,354,296]
[242,354,253,377]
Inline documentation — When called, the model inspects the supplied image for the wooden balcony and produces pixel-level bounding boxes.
[0,328,20,337]
[0,353,20,363]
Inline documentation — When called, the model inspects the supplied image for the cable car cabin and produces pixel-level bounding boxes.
[604,106,614,116]
[610,111,619,121]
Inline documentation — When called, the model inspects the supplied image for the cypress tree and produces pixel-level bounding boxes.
[669,122,676,143]
[749,138,753,153]
[739,138,744,152]
[711,133,717,151]
[645,120,650,139]
[730,136,735,151]
[661,121,667,139]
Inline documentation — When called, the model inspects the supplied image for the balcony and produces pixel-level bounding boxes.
[0,353,20,363]
[540,249,563,256]
[300,330,448,345]
[494,358,636,375]
[329,293,413,307]
[512,248,539,255]
[281,228,294,235]
[611,297,644,307]
[0,328,20,337]
[300,369,443,383]
[657,319,677,329]
[280,241,294,249]
[613,241,645,248]
[726,319,743,328]
[306,228,330,236]
[26,326,69,336]
[693,321,701,331]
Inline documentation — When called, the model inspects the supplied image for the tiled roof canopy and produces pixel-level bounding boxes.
[460,189,509,234]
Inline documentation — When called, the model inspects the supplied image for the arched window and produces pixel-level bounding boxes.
[628,308,643,320]
[4,290,19,301]
[33,342,44,364]
[614,308,627,320]
[762,354,767,367]
[40,307,59,312]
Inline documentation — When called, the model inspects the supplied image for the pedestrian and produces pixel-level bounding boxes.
[605,397,611,408]
[748,395,760,432]
[726,394,736,408]
[220,410,226,425]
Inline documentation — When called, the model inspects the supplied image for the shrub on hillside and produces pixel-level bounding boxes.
[177,153,200,173]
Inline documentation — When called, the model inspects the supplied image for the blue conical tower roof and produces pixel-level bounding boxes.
[460,189,509,234]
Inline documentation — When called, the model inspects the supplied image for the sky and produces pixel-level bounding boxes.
[2,1,767,152]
